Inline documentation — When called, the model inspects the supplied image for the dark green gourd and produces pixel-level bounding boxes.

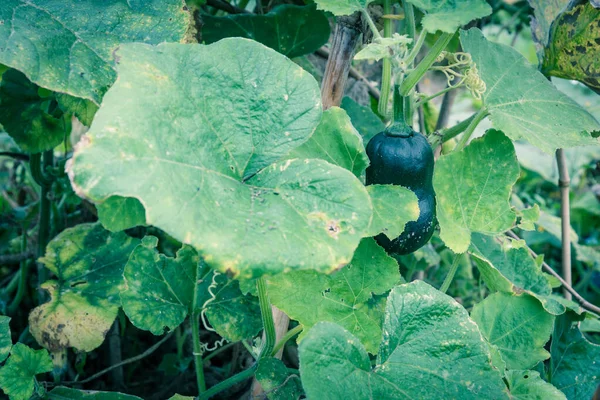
[366,121,436,255]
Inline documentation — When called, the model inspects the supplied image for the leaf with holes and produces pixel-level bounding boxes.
[68,39,371,279]
[366,185,420,239]
[506,370,566,400]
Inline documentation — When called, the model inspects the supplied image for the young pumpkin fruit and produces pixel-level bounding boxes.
[366,122,436,254]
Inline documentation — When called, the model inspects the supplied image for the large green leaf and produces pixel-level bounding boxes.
[341,97,384,144]
[469,233,565,315]
[365,185,420,239]
[0,69,69,153]
[550,312,600,399]
[68,39,371,279]
[201,5,330,59]
[0,316,10,363]
[97,196,146,232]
[29,223,139,352]
[471,293,555,370]
[285,107,369,178]
[406,0,492,33]
[121,236,199,335]
[461,28,600,153]
[299,281,508,399]
[542,1,600,93]
[506,370,566,400]
[0,0,191,104]
[0,343,52,400]
[268,238,399,354]
[433,130,519,253]
[47,387,142,400]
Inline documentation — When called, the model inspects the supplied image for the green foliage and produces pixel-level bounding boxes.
[405,0,492,33]
[340,97,385,143]
[0,343,52,400]
[299,282,508,399]
[97,196,146,232]
[255,358,303,400]
[0,316,10,364]
[47,387,143,400]
[461,28,600,153]
[0,69,70,153]
[471,293,555,370]
[201,5,330,58]
[434,130,520,253]
[505,370,566,400]
[268,238,399,353]
[366,185,420,238]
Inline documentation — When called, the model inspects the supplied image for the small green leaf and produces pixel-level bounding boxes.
[312,0,366,17]
[55,93,98,127]
[469,233,565,315]
[255,358,303,400]
[201,5,330,58]
[0,316,11,363]
[542,1,600,93]
[299,281,508,399]
[434,129,520,253]
[341,97,385,143]
[268,238,399,353]
[506,370,566,400]
[517,204,540,231]
[471,293,555,370]
[47,387,143,400]
[405,0,492,33]
[29,223,139,352]
[121,236,199,335]
[195,271,262,342]
[0,0,191,104]
[354,34,412,62]
[366,185,420,239]
[68,39,371,279]
[97,196,146,232]
[0,343,52,400]
[0,69,70,153]
[550,312,600,399]
[461,28,600,153]
[285,107,369,177]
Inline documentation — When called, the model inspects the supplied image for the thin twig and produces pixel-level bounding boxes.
[434,89,457,158]
[107,321,124,388]
[555,149,572,300]
[415,83,426,134]
[507,230,599,314]
[206,0,249,14]
[0,251,34,265]
[64,331,174,385]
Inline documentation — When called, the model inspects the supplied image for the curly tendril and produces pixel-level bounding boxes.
[199,271,229,352]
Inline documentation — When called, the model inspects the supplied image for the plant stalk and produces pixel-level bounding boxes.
[271,324,303,356]
[400,33,453,96]
[440,254,461,294]
[257,277,276,359]
[192,312,207,394]
[454,107,488,152]
[377,0,393,118]
[555,149,572,300]
[199,364,257,400]
[8,231,29,314]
